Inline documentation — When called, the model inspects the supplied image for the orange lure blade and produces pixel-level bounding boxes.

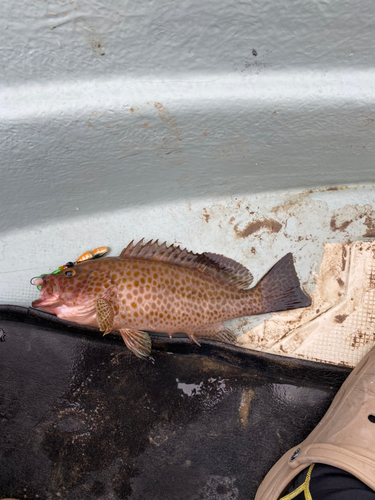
[76,246,109,263]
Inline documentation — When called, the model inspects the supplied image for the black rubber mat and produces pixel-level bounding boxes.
[0,306,351,500]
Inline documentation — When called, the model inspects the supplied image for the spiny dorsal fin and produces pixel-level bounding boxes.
[119,239,253,289]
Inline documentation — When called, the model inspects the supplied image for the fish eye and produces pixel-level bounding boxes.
[64,269,76,277]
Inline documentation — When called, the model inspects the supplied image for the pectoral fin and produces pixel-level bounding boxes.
[119,329,152,359]
[96,298,115,334]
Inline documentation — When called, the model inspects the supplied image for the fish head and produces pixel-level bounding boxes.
[32,265,92,314]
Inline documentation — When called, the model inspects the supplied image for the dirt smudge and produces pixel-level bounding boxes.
[330,204,375,237]
[341,246,347,271]
[153,102,184,157]
[350,331,374,349]
[364,216,375,237]
[363,118,374,126]
[234,218,282,238]
[154,103,181,141]
[368,268,375,288]
[335,314,348,323]
[239,389,255,426]
[202,209,210,223]
[213,135,250,160]
[86,31,105,56]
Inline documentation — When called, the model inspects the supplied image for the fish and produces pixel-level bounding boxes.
[31,239,311,359]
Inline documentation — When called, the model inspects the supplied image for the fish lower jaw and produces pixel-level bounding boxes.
[32,295,61,309]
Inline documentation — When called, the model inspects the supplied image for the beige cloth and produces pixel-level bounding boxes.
[255,346,375,500]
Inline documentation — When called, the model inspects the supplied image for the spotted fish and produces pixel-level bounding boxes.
[31,239,311,358]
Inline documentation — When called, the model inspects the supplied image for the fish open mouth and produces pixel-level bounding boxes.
[32,278,61,308]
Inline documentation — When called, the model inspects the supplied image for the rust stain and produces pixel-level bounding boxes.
[129,106,141,115]
[271,192,310,214]
[369,269,375,288]
[234,218,282,238]
[350,331,374,349]
[202,208,210,223]
[229,217,236,225]
[88,122,93,127]
[335,314,348,323]
[271,186,353,216]
[341,246,347,271]
[330,204,375,237]
[318,186,351,192]
[337,360,351,367]
[251,247,256,254]
[142,122,149,128]
[330,218,351,232]
[337,278,345,287]
[364,216,375,237]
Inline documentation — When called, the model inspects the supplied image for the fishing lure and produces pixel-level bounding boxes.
[76,246,109,263]
[30,247,110,290]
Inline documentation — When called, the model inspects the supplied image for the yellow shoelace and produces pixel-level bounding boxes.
[279,464,315,500]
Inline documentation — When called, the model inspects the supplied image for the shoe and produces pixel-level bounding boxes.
[255,345,375,499]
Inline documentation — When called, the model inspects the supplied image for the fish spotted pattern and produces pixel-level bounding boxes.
[32,239,311,358]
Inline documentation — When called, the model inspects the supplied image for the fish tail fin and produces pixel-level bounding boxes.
[250,253,311,314]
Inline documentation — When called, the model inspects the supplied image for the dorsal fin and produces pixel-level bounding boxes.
[119,239,254,289]
[202,252,254,288]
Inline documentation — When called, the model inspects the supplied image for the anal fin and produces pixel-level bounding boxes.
[186,324,237,345]
[119,329,152,359]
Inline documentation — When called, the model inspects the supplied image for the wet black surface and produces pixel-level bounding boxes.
[0,307,351,500]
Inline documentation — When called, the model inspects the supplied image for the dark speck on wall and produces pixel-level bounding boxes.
[252,49,258,56]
